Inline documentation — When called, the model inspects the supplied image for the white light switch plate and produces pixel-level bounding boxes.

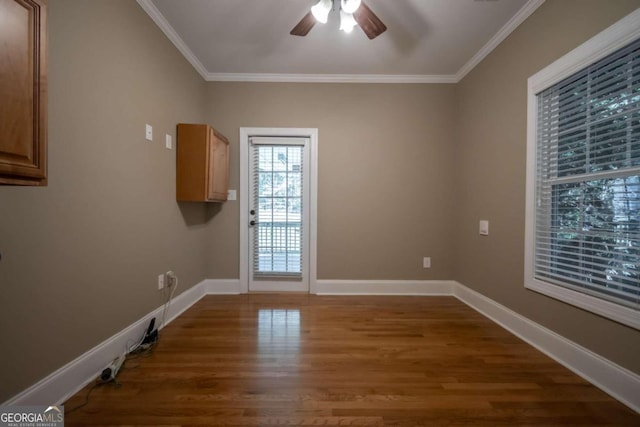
[145,124,153,141]
[479,220,489,236]
[165,134,172,149]
[227,189,237,201]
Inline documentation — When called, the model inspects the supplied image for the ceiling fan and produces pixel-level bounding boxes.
[290,0,387,40]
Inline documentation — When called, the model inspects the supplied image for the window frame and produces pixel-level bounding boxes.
[525,9,640,330]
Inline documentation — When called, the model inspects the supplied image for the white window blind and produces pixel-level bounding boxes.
[533,37,640,312]
[250,139,305,278]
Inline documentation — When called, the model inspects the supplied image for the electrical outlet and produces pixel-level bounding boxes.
[423,257,431,268]
[157,273,164,290]
[166,271,177,288]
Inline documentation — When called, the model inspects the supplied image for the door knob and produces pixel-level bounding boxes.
[250,220,256,226]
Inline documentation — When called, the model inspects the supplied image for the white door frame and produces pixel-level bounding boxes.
[239,127,318,294]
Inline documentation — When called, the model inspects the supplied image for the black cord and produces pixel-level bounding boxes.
[125,341,157,361]
[65,327,160,414]
[64,341,158,414]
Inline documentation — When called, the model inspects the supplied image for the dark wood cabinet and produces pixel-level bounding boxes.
[0,0,48,185]
[176,123,229,202]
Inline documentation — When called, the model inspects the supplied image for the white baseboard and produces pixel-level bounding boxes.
[453,282,640,413]
[206,279,454,296]
[315,280,455,295]
[3,279,208,407]
[203,278,241,294]
[162,278,207,327]
[5,277,638,414]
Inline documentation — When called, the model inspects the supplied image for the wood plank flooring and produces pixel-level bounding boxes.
[64,294,639,426]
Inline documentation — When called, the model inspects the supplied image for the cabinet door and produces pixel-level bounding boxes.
[207,128,229,201]
[0,0,48,185]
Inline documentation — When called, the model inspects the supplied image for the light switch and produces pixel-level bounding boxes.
[145,124,153,141]
[479,220,489,236]
[165,134,172,149]
[227,189,237,201]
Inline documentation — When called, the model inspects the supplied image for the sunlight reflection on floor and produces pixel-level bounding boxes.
[257,309,301,353]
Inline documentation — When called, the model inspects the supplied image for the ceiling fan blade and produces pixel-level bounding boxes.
[353,2,387,40]
[290,11,316,36]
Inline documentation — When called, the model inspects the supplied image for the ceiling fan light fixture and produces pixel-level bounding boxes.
[311,0,332,24]
[291,0,385,39]
[340,0,361,14]
[339,10,357,33]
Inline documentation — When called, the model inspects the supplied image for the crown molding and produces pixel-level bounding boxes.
[136,0,209,80]
[205,73,457,84]
[455,0,545,82]
[137,0,545,84]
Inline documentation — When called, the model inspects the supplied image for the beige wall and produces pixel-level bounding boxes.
[454,0,640,374]
[0,0,209,402]
[204,82,457,280]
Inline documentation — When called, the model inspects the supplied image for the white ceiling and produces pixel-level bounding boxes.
[138,0,544,83]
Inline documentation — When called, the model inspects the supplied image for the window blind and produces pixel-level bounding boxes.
[534,37,640,310]
[250,138,305,278]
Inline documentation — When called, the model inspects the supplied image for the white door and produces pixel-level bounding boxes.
[248,136,310,292]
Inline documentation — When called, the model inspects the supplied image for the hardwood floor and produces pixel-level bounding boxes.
[64,294,639,426]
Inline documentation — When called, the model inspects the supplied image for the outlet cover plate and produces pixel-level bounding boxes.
[479,220,489,236]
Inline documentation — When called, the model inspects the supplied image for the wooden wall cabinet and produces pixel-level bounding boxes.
[0,0,48,186]
[176,123,229,202]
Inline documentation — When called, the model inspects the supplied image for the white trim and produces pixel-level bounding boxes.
[205,73,457,84]
[135,0,209,80]
[247,281,312,293]
[136,0,544,84]
[239,128,319,294]
[3,279,207,406]
[315,280,455,295]
[525,8,640,330]
[249,137,307,146]
[308,134,319,294]
[524,59,538,311]
[456,0,545,81]
[203,279,242,294]
[526,280,640,330]
[528,8,640,95]
[6,278,638,413]
[453,282,640,413]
